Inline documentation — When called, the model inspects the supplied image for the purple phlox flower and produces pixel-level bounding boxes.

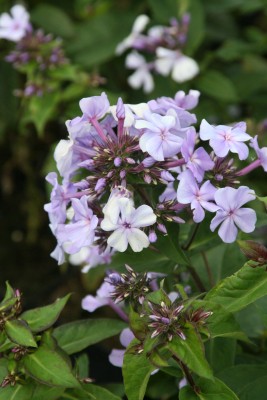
[199,119,251,160]
[159,183,177,202]
[210,186,256,243]
[250,135,267,172]
[109,328,135,367]
[155,47,199,83]
[0,5,31,42]
[174,90,200,110]
[148,95,197,128]
[48,223,65,265]
[177,170,219,223]
[56,195,98,254]
[181,127,214,182]
[79,92,110,121]
[44,172,76,226]
[135,111,183,161]
[54,116,96,178]
[101,197,157,252]
[116,15,150,55]
[126,51,154,93]
[82,281,115,313]
[109,101,149,128]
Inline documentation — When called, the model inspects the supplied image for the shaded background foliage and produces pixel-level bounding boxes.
[0,0,267,387]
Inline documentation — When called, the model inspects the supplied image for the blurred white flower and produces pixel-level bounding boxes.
[116,15,150,55]
[126,51,154,93]
[155,47,199,83]
[0,5,30,42]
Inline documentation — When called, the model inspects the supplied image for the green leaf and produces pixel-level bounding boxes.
[5,319,37,348]
[75,353,89,379]
[31,4,75,38]
[257,195,267,207]
[205,262,267,313]
[23,92,60,135]
[21,294,71,333]
[79,383,122,400]
[108,248,175,273]
[24,345,80,388]
[196,70,238,102]
[201,301,249,342]
[32,384,65,400]
[123,340,155,400]
[1,281,15,303]
[67,12,135,67]
[0,383,34,400]
[180,377,239,400]
[207,338,236,374]
[186,0,205,54]
[53,319,127,355]
[218,364,267,399]
[156,231,190,266]
[167,323,213,380]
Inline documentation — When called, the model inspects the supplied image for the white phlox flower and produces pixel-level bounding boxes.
[101,197,157,252]
[126,51,154,93]
[155,47,199,83]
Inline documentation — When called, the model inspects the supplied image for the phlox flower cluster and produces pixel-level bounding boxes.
[0,5,67,97]
[45,89,265,271]
[116,14,199,92]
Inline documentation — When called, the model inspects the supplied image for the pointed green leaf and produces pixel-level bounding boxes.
[218,364,267,398]
[0,383,34,400]
[205,262,267,313]
[67,383,122,400]
[53,319,127,355]
[180,377,239,399]
[21,294,71,333]
[196,70,238,102]
[24,345,80,388]
[123,340,155,400]
[5,319,37,348]
[1,281,15,303]
[32,384,65,400]
[167,323,213,380]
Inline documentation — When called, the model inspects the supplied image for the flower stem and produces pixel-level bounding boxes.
[172,355,200,394]
[201,251,214,287]
[236,159,261,176]
[182,223,200,251]
[108,300,129,322]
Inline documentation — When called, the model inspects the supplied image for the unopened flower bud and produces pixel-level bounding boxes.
[120,170,126,179]
[95,178,106,192]
[116,97,125,120]
[114,157,122,167]
[157,223,167,234]
[144,174,152,184]
[149,230,157,243]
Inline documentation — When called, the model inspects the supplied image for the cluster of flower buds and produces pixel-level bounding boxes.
[116,14,199,92]
[0,5,67,96]
[82,265,210,370]
[44,89,266,269]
